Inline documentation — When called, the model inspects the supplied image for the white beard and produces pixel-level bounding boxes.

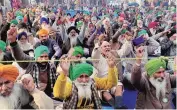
[69,36,78,47]
[74,80,92,99]
[149,77,166,100]
[18,41,33,51]
[0,52,5,61]
[0,84,23,109]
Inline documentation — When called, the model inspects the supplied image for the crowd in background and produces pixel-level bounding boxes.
[0,0,176,109]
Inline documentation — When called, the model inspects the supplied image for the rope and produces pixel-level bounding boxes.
[0,56,175,63]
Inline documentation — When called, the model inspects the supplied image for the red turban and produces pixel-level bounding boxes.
[148,22,158,29]
[0,65,19,82]
[119,13,125,19]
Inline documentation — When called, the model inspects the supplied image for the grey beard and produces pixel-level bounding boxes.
[74,79,92,99]
[149,77,166,100]
[0,84,29,109]
[18,41,33,51]
[70,36,78,47]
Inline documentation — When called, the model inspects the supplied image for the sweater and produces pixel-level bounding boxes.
[53,67,118,100]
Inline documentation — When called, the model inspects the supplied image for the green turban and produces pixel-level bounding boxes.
[72,46,84,56]
[137,15,141,20]
[138,30,147,37]
[115,9,120,13]
[15,11,23,17]
[72,63,93,81]
[10,19,18,25]
[83,11,90,15]
[76,21,83,29]
[121,29,128,35]
[34,45,49,60]
[0,40,6,52]
[156,11,163,17]
[145,57,168,77]
[172,8,176,13]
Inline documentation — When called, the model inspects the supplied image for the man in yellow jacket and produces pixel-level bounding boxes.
[53,55,118,109]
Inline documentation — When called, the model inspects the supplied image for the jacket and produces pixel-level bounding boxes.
[60,22,87,54]
[120,37,160,73]
[131,64,176,109]
[34,38,62,59]
[0,22,10,42]
[10,42,56,97]
[158,36,176,56]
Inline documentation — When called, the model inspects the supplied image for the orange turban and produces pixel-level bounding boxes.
[0,65,19,82]
[37,29,49,37]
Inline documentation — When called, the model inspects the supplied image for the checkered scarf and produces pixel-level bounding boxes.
[63,82,102,109]
[32,63,56,88]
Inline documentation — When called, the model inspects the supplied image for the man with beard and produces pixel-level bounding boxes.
[53,55,118,109]
[131,47,176,109]
[61,16,88,54]
[136,19,151,36]
[16,31,34,57]
[12,31,34,76]
[48,27,63,50]
[56,46,88,77]
[35,28,62,60]
[0,65,54,109]
[7,28,57,97]
[0,40,14,65]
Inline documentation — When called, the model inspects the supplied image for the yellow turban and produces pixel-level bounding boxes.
[37,29,49,37]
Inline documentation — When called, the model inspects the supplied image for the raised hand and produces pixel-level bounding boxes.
[106,52,116,68]
[84,15,90,23]
[135,46,144,64]
[60,57,70,75]
[7,28,17,43]
[21,74,35,92]
[125,34,133,41]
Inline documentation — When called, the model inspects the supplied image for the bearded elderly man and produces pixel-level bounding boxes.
[0,65,54,109]
[53,55,118,109]
[131,47,176,109]
[60,17,88,54]
[7,28,57,97]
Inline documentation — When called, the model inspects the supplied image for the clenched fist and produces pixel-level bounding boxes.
[7,28,17,43]
[21,74,35,92]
